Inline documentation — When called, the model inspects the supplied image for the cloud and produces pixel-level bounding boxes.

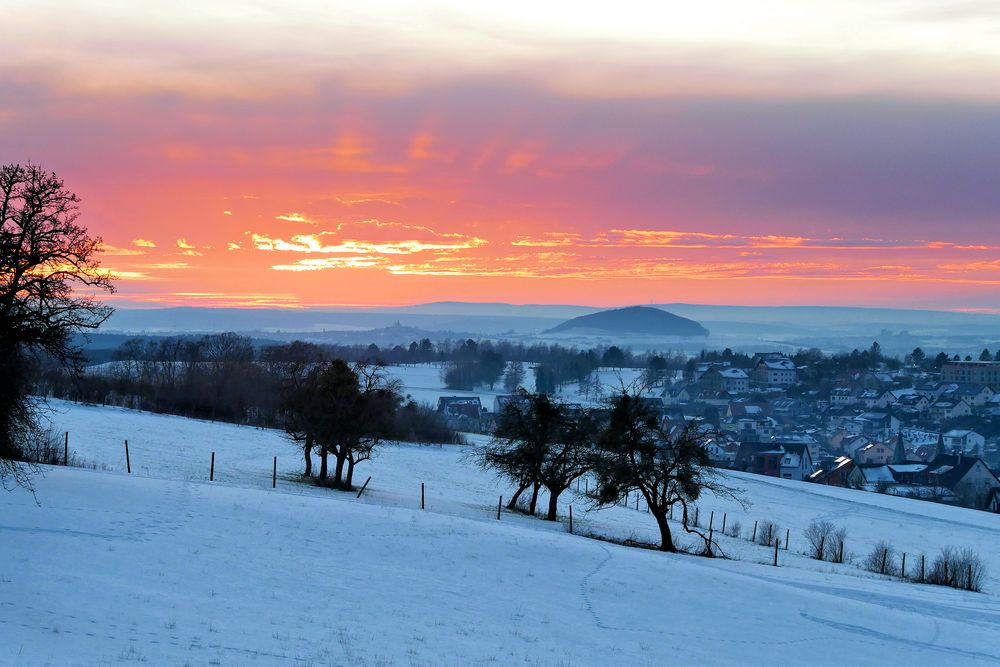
[176,238,196,249]
[132,238,157,248]
[275,212,316,224]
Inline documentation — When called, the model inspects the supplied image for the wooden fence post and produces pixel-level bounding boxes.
[210,451,215,481]
[785,528,790,551]
[64,432,68,466]
[839,540,845,564]
[773,538,779,566]
[709,510,715,532]
[272,456,277,488]
[125,440,131,474]
[694,507,699,528]
[968,563,973,591]
[497,496,502,520]
[421,482,425,509]
[920,554,925,582]
[569,505,574,534]
[752,520,758,543]
[721,513,727,534]
[636,494,639,511]
[901,553,907,579]
[356,476,372,498]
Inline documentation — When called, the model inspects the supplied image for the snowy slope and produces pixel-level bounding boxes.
[2,400,999,665]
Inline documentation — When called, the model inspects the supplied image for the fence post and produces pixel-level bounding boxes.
[880,547,888,575]
[636,494,639,511]
[694,507,699,528]
[773,538,779,566]
[752,520,758,543]
[497,496,502,520]
[901,553,907,579]
[64,432,68,466]
[968,563,973,591]
[819,535,825,561]
[785,528,790,551]
[421,482,425,509]
[356,476,372,498]
[721,513,727,534]
[569,504,573,534]
[272,456,277,488]
[125,440,131,474]
[210,451,215,481]
[920,554,925,582]
[839,540,845,564]
[709,510,715,532]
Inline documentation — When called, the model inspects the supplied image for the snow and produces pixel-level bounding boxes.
[2,399,1000,665]
[387,363,656,409]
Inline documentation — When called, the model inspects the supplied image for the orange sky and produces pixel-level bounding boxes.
[4,2,1000,310]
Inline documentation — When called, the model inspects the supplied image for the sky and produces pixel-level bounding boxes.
[3,1,1000,310]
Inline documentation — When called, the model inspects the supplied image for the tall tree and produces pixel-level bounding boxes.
[1,164,114,487]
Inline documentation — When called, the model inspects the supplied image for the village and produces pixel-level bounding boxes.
[435,354,1000,514]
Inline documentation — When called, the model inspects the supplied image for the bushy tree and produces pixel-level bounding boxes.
[591,393,746,552]
[1,164,114,487]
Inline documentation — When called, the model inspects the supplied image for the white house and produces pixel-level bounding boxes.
[943,429,985,455]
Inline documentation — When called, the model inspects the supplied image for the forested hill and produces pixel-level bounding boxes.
[546,306,709,337]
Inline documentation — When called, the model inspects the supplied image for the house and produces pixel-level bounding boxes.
[699,366,750,394]
[493,394,530,415]
[841,434,870,457]
[752,356,797,387]
[830,387,859,406]
[704,439,738,466]
[924,454,1000,508]
[437,396,484,431]
[941,384,994,408]
[736,441,814,481]
[855,441,893,465]
[775,442,814,481]
[943,429,985,455]
[807,456,855,486]
[929,399,971,421]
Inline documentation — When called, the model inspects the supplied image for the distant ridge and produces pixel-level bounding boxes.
[546,306,709,337]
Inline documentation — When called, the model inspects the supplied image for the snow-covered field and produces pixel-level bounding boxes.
[387,363,656,409]
[3,399,1000,665]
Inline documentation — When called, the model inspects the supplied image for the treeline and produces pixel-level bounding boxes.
[35,336,457,445]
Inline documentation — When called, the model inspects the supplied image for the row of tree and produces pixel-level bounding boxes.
[472,390,744,552]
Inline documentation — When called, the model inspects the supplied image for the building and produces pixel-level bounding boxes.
[943,429,985,455]
[941,360,1000,386]
[752,356,797,387]
[437,396,484,431]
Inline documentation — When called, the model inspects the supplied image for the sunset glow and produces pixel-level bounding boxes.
[4,1,1000,309]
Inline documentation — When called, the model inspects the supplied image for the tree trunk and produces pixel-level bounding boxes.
[545,487,562,521]
[318,446,328,481]
[653,509,677,552]
[303,436,313,477]
[507,482,529,510]
[528,481,540,515]
[333,451,347,487]
[345,458,355,490]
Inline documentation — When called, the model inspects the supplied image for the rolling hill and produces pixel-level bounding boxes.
[546,305,709,337]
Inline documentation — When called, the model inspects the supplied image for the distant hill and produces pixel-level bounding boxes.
[546,306,709,337]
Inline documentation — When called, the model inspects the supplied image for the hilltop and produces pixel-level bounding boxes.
[546,305,709,337]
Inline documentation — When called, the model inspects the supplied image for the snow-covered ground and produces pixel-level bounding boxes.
[3,399,1000,665]
[387,363,657,409]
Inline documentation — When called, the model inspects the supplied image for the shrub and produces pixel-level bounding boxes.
[756,520,780,547]
[804,520,833,560]
[862,541,896,575]
[726,520,742,539]
[825,526,848,563]
[928,547,987,592]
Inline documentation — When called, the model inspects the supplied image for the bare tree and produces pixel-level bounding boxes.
[591,393,747,552]
[1,163,114,488]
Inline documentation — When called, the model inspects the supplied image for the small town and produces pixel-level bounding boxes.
[436,350,1000,513]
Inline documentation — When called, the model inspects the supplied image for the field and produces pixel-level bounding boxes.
[2,399,999,665]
